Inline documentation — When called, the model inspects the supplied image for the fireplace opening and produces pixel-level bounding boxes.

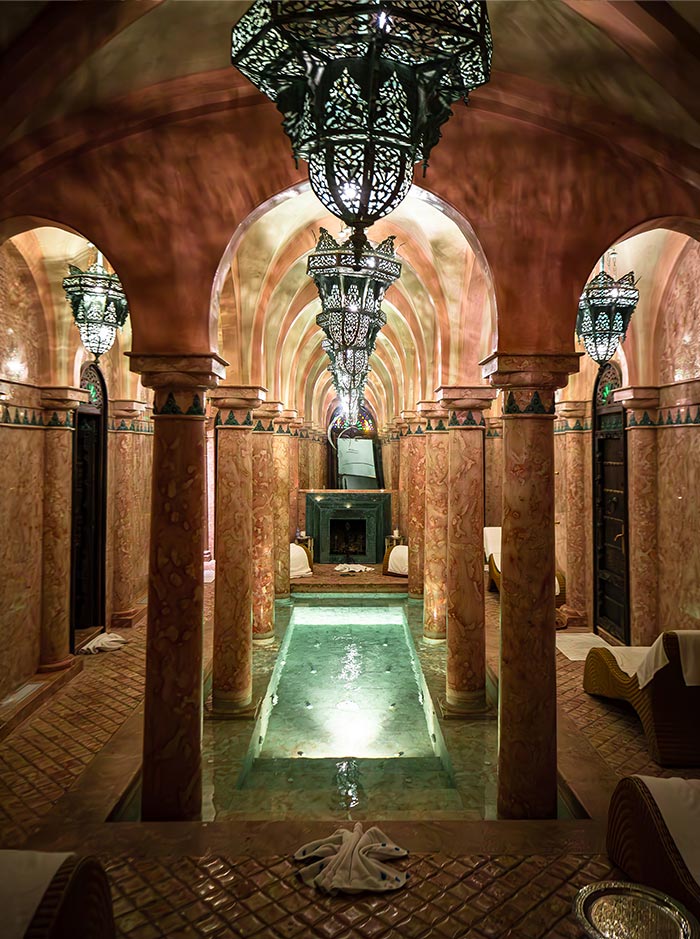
[330,518,367,557]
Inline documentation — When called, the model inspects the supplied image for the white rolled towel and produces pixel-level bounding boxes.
[295,822,408,894]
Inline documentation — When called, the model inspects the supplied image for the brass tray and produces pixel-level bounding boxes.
[573,881,700,939]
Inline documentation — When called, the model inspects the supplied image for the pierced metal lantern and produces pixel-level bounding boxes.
[62,253,129,360]
[308,226,400,422]
[576,252,639,366]
[231,1,492,245]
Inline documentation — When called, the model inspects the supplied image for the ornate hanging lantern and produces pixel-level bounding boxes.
[62,251,129,360]
[231,1,492,251]
[308,227,400,422]
[576,248,639,367]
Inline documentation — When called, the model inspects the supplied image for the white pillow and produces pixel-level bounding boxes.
[290,542,312,578]
[388,544,408,576]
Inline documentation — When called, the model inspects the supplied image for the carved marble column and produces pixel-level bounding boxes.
[390,425,401,532]
[130,353,225,823]
[298,423,311,491]
[210,386,265,713]
[204,417,216,561]
[484,416,503,527]
[437,387,496,711]
[482,353,579,820]
[39,387,89,670]
[403,411,426,599]
[273,414,292,597]
[420,404,449,639]
[396,420,409,537]
[615,387,660,646]
[252,405,278,641]
[288,419,302,541]
[554,402,588,627]
[110,399,150,629]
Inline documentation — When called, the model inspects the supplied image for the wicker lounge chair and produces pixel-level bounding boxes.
[583,632,700,766]
[2,853,115,939]
[607,775,700,921]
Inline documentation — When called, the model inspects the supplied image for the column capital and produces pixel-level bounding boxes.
[480,353,581,390]
[41,386,89,411]
[436,385,496,427]
[417,400,447,431]
[128,353,227,390]
[110,399,147,420]
[613,385,659,410]
[210,385,266,427]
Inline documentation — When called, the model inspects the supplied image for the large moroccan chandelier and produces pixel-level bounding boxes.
[231,1,492,252]
[308,227,401,422]
[63,251,129,360]
[576,248,639,366]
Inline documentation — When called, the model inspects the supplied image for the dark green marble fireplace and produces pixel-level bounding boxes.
[305,491,392,564]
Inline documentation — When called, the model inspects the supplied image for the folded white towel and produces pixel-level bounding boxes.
[290,542,312,578]
[334,564,372,573]
[295,822,408,894]
[483,526,501,560]
[78,633,128,655]
[630,630,700,689]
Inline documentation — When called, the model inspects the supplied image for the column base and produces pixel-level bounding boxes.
[253,633,275,645]
[111,606,147,629]
[275,591,291,600]
[38,655,74,673]
[440,691,492,719]
[207,696,261,720]
[408,592,424,601]
[422,634,446,644]
[555,604,586,629]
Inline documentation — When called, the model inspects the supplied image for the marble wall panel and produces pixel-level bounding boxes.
[0,241,49,385]
[398,435,409,537]
[659,240,700,385]
[272,433,291,596]
[658,427,700,631]
[583,431,594,630]
[0,426,44,698]
[407,433,426,598]
[565,431,587,614]
[288,434,299,542]
[627,426,659,646]
[110,430,153,623]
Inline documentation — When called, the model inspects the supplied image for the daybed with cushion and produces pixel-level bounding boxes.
[383,543,408,577]
[607,775,700,920]
[484,526,567,607]
[583,630,700,766]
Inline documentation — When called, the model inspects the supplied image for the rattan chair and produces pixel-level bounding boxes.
[583,632,700,766]
[22,855,115,939]
[607,775,700,920]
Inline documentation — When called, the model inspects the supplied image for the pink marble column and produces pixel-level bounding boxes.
[110,399,151,629]
[210,386,265,713]
[203,418,215,561]
[397,420,409,537]
[437,387,496,711]
[273,417,292,597]
[484,416,503,527]
[252,408,277,641]
[616,387,660,646]
[288,420,302,540]
[555,402,588,626]
[39,387,89,670]
[483,353,579,820]
[390,425,401,532]
[130,353,225,823]
[298,424,311,490]
[420,407,449,639]
[404,411,426,599]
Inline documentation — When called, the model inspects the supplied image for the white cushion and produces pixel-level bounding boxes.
[483,527,501,560]
[637,776,700,883]
[0,851,74,939]
[290,542,312,578]
[387,544,408,576]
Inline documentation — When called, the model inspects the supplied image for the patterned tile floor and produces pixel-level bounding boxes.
[105,852,618,939]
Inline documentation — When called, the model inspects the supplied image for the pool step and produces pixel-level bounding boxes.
[239,756,453,792]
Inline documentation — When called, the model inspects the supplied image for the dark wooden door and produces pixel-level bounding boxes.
[70,365,107,649]
[593,364,629,644]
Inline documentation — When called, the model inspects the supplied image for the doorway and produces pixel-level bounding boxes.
[593,362,629,644]
[70,362,108,650]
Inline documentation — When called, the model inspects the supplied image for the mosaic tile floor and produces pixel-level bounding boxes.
[105,852,617,938]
